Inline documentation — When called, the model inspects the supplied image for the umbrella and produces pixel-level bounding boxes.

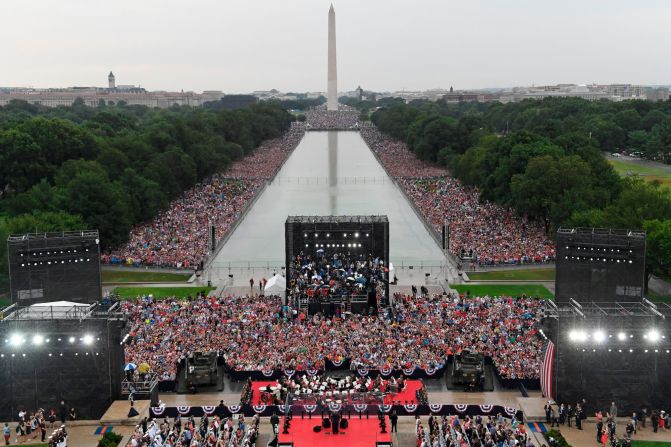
[138,362,151,374]
[124,363,137,371]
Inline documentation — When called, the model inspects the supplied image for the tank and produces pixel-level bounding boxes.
[186,352,218,386]
[452,349,485,389]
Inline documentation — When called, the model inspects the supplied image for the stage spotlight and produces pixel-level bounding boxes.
[315,233,318,237]
[617,332,626,341]
[68,336,75,344]
[326,233,330,237]
[593,330,606,343]
[32,334,44,346]
[647,330,660,342]
[354,233,359,238]
[9,334,24,347]
[569,330,587,342]
[82,334,94,345]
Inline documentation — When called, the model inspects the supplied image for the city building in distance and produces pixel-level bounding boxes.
[377,84,670,104]
[0,72,225,108]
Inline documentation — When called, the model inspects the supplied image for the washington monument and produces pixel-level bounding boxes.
[327,4,338,111]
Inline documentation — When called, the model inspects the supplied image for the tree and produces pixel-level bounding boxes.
[0,129,51,194]
[570,177,671,230]
[643,219,671,290]
[511,155,594,233]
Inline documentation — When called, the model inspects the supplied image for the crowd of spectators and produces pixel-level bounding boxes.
[104,122,305,268]
[305,106,360,130]
[127,414,259,447]
[288,250,386,303]
[121,291,546,382]
[360,126,555,266]
[417,413,531,447]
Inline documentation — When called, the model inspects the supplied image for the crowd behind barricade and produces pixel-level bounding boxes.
[103,122,305,268]
[288,250,386,304]
[121,291,546,383]
[417,413,531,447]
[126,414,259,447]
[360,126,555,266]
[305,106,360,130]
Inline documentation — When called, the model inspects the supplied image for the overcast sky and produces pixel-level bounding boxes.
[2,0,669,93]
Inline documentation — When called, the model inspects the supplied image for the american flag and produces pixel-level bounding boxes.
[540,340,555,399]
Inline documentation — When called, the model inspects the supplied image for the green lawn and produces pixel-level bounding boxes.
[0,297,10,308]
[467,268,555,281]
[102,269,191,283]
[646,291,671,304]
[609,159,671,186]
[112,286,215,300]
[632,441,671,447]
[450,284,554,299]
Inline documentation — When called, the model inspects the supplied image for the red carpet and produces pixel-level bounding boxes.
[383,380,422,405]
[278,416,391,447]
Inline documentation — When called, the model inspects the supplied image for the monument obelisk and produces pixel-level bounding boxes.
[327,4,338,111]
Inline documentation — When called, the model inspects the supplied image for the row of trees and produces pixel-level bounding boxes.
[0,100,295,292]
[370,97,671,286]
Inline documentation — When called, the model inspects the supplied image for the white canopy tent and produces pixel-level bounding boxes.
[264,275,286,296]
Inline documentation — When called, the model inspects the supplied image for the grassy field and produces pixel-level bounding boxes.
[609,158,671,186]
[112,286,215,300]
[467,268,555,281]
[632,442,671,447]
[0,297,10,308]
[647,290,671,304]
[102,269,191,283]
[450,284,554,299]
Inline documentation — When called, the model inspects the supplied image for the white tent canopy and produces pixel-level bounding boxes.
[264,275,286,295]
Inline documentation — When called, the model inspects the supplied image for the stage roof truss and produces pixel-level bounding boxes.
[558,301,663,318]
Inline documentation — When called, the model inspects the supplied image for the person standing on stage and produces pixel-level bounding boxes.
[331,411,340,434]
[250,278,254,292]
[390,410,398,433]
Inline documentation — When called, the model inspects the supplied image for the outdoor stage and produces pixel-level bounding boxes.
[278,415,391,447]
[251,380,423,405]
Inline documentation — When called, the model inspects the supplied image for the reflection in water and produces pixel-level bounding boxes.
[211,131,446,265]
[328,131,338,214]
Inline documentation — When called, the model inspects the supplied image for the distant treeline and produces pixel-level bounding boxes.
[368,97,671,286]
[0,99,295,292]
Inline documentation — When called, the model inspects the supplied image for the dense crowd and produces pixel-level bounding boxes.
[417,413,531,447]
[122,292,546,381]
[288,250,386,303]
[360,126,555,265]
[127,414,258,447]
[305,107,360,129]
[104,123,305,268]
